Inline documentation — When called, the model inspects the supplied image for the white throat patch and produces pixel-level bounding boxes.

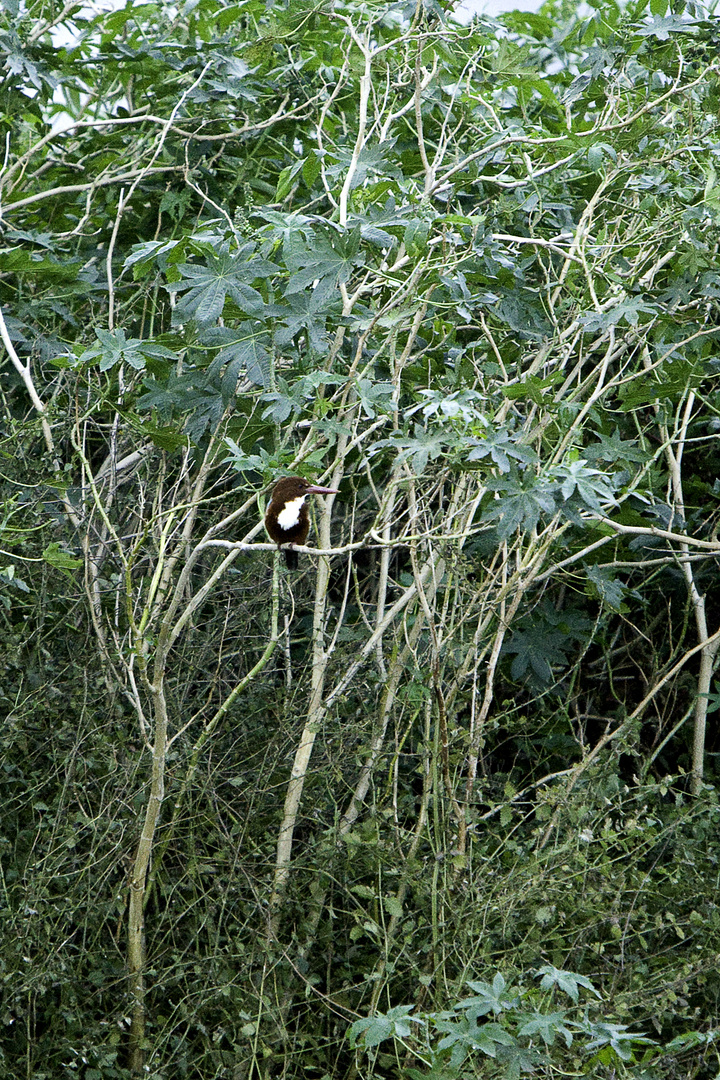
[276,494,306,531]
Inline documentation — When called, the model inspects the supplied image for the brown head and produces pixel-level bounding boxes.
[268,476,339,506]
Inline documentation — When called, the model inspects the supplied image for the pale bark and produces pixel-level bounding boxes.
[127,678,168,1073]
[268,483,339,935]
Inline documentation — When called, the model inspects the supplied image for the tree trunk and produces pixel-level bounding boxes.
[127,681,168,1073]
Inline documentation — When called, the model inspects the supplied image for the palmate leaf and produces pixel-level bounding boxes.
[412,387,485,424]
[467,429,538,473]
[260,387,301,424]
[346,199,416,248]
[171,244,278,326]
[184,390,226,441]
[351,140,402,188]
[459,973,519,1017]
[203,324,271,388]
[0,563,30,609]
[284,227,365,295]
[636,12,701,38]
[504,602,592,683]
[349,1005,420,1048]
[124,238,184,272]
[536,965,600,1004]
[1,29,57,92]
[580,1020,655,1062]
[79,328,177,371]
[356,377,395,418]
[255,208,318,246]
[370,424,459,476]
[495,293,552,340]
[42,542,82,577]
[504,626,572,682]
[173,257,262,324]
[579,296,658,332]
[551,459,618,513]
[137,368,226,438]
[436,1017,516,1068]
[518,1010,574,1048]
[259,371,347,424]
[273,284,338,351]
[500,1041,545,1080]
[585,564,627,611]
[699,681,720,716]
[584,428,648,466]
[503,372,564,404]
[619,355,708,410]
[483,473,558,537]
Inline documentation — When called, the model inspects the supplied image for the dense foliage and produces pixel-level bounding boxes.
[2,0,720,1076]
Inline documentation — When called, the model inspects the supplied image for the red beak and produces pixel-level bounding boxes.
[305,484,339,495]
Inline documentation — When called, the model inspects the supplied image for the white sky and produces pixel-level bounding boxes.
[48,0,549,52]
[50,0,546,43]
[456,0,543,15]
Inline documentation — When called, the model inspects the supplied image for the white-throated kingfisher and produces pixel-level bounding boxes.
[264,476,339,569]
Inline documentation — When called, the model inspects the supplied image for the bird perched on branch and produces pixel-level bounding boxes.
[264,476,339,569]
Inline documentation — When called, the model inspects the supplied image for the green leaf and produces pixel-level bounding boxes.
[0,564,30,598]
[579,296,658,332]
[370,425,454,476]
[551,459,618,513]
[483,473,558,538]
[139,421,188,452]
[356,378,395,419]
[459,973,519,1017]
[171,243,277,326]
[275,159,304,202]
[503,372,563,404]
[349,1006,420,1049]
[536,965,601,1004]
[467,429,538,473]
[585,564,627,611]
[79,328,177,372]
[174,262,263,324]
[302,153,321,187]
[518,1010,573,1047]
[43,543,82,576]
[505,625,572,683]
[584,429,648,466]
[581,1020,655,1061]
[204,324,272,388]
[124,238,184,271]
[699,682,720,716]
[383,895,403,918]
[404,218,430,255]
[284,228,365,295]
[635,12,700,38]
[349,1015,395,1049]
[273,285,336,352]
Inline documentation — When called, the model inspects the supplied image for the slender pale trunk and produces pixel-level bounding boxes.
[127,679,168,1073]
[655,386,719,794]
[690,596,720,795]
[268,486,339,935]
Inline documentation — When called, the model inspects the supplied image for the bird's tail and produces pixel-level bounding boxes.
[283,547,298,570]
